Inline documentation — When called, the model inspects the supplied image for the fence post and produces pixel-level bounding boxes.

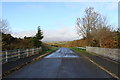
[5,51,8,62]
[27,49,29,57]
[18,49,20,59]
[30,49,31,55]
[32,48,34,55]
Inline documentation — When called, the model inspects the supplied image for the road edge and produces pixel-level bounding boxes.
[2,50,55,78]
[71,49,120,80]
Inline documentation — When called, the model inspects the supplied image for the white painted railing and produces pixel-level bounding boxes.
[0,47,41,64]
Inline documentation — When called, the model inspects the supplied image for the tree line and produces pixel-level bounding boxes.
[0,19,43,51]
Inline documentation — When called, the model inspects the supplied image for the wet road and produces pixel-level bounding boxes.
[5,48,112,78]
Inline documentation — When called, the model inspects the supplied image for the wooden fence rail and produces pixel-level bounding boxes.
[0,47,41,64]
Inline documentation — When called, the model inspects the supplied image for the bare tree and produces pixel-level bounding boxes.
[0,19,10,49]
[118,27,120,32]
[0,19,10,34]
[76,7,112,46]
[76,7,100,38]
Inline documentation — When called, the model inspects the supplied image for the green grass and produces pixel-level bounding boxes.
[71,47,86,52]
[42,46,58,54]
[71,47,98,56]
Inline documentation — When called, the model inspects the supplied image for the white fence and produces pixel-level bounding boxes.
[0,47,41,64]
[86,46,120,61]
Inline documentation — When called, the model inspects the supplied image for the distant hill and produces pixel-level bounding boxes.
[54,39,87,47]
[43,41,69,46]
[43,39,87,48]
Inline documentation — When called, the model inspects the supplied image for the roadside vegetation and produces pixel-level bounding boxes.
[41,43,58,53]
[0,19,44,51]
[71,47,86,52]
[71,47,98,58]
[71,47,98,56]
[0,19,59,52]
[55,7,119,49]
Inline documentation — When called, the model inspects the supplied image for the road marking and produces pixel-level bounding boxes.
[98,55,119,64]
[87,51,119,64]
[79,53,120,80]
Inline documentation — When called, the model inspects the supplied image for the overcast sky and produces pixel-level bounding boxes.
[2,2,118,41]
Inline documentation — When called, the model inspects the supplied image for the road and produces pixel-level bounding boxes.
[5,48,112,78]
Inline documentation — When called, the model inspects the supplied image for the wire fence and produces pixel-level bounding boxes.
[0,47,42,64]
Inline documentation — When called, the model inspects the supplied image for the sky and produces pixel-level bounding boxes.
[2,2,118,41]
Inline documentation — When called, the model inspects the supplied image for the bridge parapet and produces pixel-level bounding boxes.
[86,46,120,61]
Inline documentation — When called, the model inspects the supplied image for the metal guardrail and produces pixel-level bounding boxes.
[0,47,41,64]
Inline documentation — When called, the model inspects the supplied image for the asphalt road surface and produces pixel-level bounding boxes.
[5,48,112,78]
